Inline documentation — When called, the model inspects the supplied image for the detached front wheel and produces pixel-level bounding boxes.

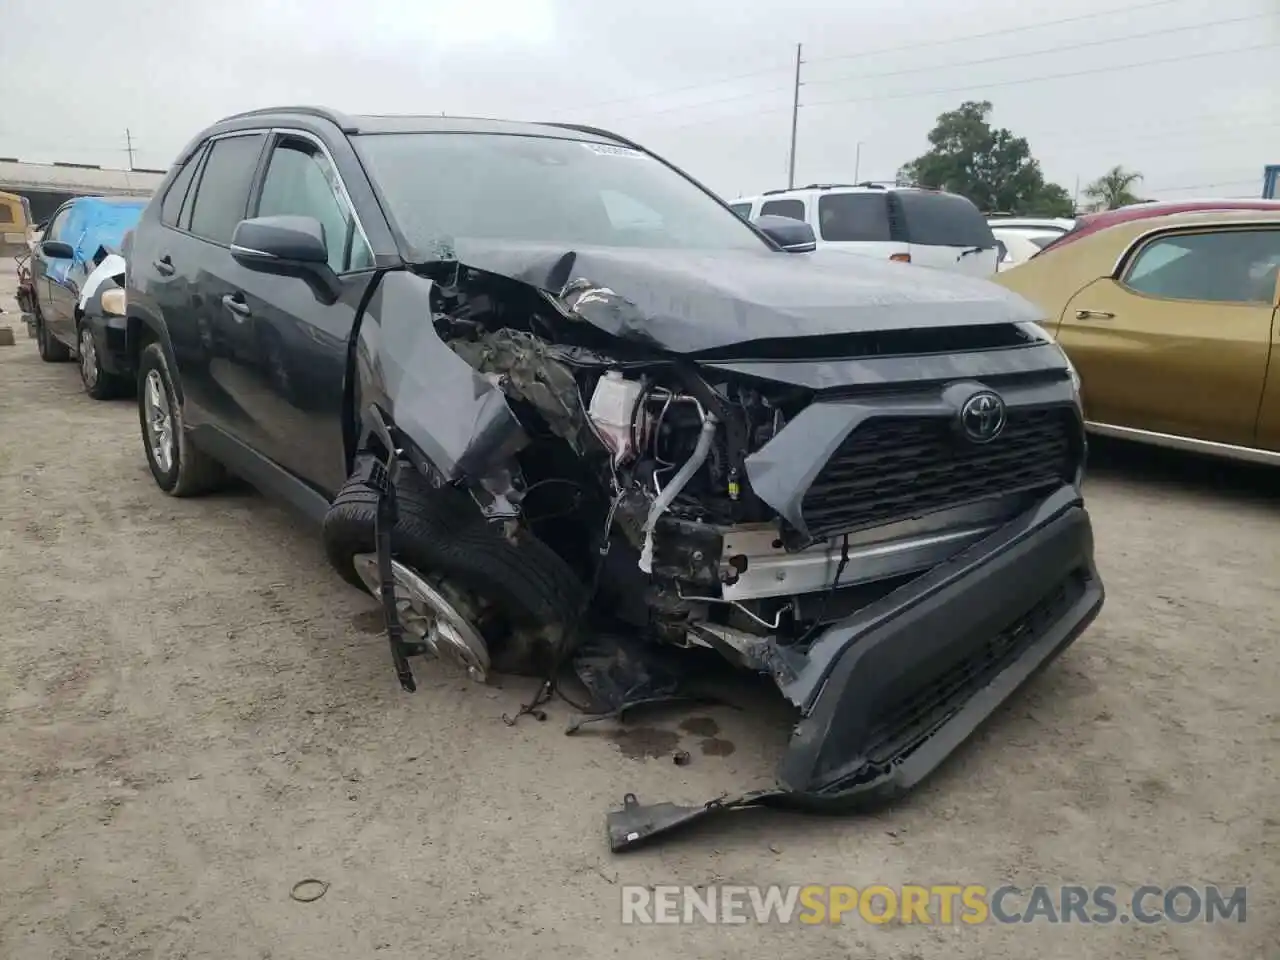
[323,466,586,677]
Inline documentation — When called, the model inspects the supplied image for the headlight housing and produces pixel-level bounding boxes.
[99,288,126,316]
[1017,321,1081,404]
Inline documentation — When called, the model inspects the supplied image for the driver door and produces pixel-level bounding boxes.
[36,204,74,339]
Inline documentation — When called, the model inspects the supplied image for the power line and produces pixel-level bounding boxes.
[543,0,1195,117]
[553,64,792,115]
[604,84,791,122]
[609,10,1267,125]
[804,12,1269,90]
[802,40,1279,110]
[1146,178,1263,191]
[627,39,1277,133]
[803,0,1188,65]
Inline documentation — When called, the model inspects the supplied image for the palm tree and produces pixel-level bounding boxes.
[1083,166,1144,211]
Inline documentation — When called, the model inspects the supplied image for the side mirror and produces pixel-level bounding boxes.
[230,215,338,303]
[40,240,75,259]
[754,214,817,253]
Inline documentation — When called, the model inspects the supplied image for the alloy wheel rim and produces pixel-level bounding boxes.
[351,554,491,681]
[80,328,98,386]
[143,369,174,473]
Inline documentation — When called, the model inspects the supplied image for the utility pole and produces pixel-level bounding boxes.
[1073,173,1081,211]
[853,142,863,182]
[787,43,802,189]
[125,128,135,169]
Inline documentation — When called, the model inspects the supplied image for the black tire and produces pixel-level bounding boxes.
[78,321,129,400]
[323,466,586,671]
[35,303,71,362]
[136,341,226,496]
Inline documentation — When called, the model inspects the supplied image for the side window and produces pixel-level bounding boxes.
[1123,230,1280,304]
[161,146,205,227]
[256,137,372,272]
[45,206,71,242]
[187,133,266,245]
[760,198,806,221]
[729,202,753,220]
[818,193,892,242]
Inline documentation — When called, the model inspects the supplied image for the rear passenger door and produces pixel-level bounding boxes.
[217,131,376,495]
[160,132,268,438]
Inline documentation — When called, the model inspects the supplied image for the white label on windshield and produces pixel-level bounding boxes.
[582,142,645,158]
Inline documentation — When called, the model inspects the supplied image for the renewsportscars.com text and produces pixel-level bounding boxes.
[620,884,1247,926]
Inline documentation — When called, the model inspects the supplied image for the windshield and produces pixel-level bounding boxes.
[354,132,770,257]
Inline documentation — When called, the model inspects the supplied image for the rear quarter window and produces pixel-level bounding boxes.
[896,192,995,248]
[817,193,891,241]
[728,202,753,219]
[760,198,805,221]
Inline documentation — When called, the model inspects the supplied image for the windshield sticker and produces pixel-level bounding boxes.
[582,143,645,159]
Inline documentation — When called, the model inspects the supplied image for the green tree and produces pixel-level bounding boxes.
[897,100,1074,217]
[1083,166,1144,211]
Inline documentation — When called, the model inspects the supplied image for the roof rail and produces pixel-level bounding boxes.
[542,122,642,150]
[217,105,358,133]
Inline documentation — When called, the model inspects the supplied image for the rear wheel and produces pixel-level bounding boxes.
[323,466,586,677]
[35,304,70,362]
[136,342,226,496]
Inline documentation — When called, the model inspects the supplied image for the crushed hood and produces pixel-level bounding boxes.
[436,239,1045,354]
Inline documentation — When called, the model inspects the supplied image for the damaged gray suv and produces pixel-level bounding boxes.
[125,106,1104,849]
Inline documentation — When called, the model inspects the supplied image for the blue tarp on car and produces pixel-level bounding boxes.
[48,197,147,284]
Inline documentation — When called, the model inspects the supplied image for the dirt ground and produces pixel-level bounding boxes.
[0,260,1275,960]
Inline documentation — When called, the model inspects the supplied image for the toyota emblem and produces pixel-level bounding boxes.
[960,391,1006,443]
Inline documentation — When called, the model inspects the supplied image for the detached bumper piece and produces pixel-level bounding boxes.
[358,406,431,693]
[608,486,1104,851]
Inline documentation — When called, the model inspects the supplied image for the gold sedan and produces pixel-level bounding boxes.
[995,209,1280,463]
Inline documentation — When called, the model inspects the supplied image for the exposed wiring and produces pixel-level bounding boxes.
[791,533,852,648]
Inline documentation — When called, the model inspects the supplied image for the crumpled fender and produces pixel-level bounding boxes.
[354,270,529,491]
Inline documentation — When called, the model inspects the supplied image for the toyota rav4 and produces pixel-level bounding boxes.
[124,106,1104,849]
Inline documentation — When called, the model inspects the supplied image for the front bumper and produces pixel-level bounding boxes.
[608,483,1104,849]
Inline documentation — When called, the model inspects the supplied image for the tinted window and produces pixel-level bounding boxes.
[896,192,995,248]
[0,205,12,225]
[161,148,203,227]
[256,137,372,272]
[1123,230,1280,304]
[355,133,768,254]
[45,206,71,242]
[729,202,753,219]
[818,193,891,241]
[188,133,266,244]
[760,198,806,221]
[1029,234,1054,249]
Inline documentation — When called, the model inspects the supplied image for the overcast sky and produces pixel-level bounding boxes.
[2,0,1276,202]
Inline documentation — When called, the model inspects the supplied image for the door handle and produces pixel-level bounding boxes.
[221,293,251,321]
[153,255,175,277]
[1074,309,1115,320]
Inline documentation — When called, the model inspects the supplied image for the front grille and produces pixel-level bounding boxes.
[862,567,1089,765]
[799,406,1077,541]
